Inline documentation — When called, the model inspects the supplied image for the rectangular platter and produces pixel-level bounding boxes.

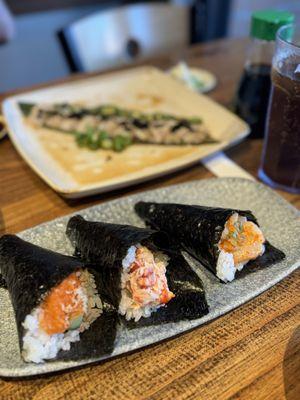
[0,177,299,377]
[2,66,249,198]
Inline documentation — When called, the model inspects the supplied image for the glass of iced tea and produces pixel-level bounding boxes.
[259,24,300,194]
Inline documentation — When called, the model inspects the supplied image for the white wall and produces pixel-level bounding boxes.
[228,0,300,38]
[228,0,300,37]
[0,4,118,93]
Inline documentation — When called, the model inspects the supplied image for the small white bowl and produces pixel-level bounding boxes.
[169,63,217,93]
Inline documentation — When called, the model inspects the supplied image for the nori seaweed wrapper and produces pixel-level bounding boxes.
[0,273,7,289]
[66,215,209,326]
[0,234,117,361]
[134,202,285,279]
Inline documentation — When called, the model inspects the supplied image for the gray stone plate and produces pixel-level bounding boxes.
[0,178,299,377]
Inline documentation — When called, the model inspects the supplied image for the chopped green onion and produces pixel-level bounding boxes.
[69,315,83,330]
[101,138,113,149]
[100,105,119,117]
[87,141,99,150]
[117,109,130,118]
[130,111,142,119]
[153,112,175,121]
[188,117,202,124]
[231,231,238,239]
[113,134,132,152]
[75,132,88,147]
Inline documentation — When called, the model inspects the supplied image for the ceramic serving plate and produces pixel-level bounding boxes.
[2,67,249,198]
[0,178,299,377]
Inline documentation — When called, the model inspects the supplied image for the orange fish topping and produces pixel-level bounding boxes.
[39,272,84,335]
[219,214,265,265]
[128,247,174,307]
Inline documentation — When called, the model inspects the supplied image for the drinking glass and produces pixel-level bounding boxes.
[259,23,300,194]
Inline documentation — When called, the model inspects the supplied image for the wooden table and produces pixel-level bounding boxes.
[0,38,299,400]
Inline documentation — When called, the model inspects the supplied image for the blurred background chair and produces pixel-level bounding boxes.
[3,0,297,92]
[0,0,14,43]
[0,0,233,92]
[58,2,189,73]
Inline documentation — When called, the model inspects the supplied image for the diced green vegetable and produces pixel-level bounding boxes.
[87,128,100,149]
[116,109,130,118]
[99,105,119,117]
[75,132,89,147]
[69,315,83,330]
[188,117,202,124]
[88,141,99,150]
[101,138,113,149]
[113,134,132,152]
[74,129,131,152]
[113,137,125,152]
[130,111,142,120]
[153,112,175,121]
[98,130,109,141]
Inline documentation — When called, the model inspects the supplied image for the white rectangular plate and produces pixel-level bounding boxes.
[0,178,299,377]
[2,67,249,198]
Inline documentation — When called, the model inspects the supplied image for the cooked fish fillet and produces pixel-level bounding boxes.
[26,103,215,146]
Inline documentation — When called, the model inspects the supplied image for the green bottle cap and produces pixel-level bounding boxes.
[251,10,294,41]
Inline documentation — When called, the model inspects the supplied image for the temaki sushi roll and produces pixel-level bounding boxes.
[135,202,285,283]
[0,235,117,363]
[66,215,209,325]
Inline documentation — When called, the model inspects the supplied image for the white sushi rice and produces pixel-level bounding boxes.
[22,270,102,363]
[216,250,236,283]
[216,213,265,283]
[22,310,81,364]
[122,245,137,270]
[119,245,169,322]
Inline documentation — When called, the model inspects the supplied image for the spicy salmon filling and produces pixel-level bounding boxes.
[39,272,86,335]
[119,245,174,321]
[216,213,265,282]
[22,269,102,363]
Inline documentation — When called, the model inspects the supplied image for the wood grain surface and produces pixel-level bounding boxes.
[0,38,299,400]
